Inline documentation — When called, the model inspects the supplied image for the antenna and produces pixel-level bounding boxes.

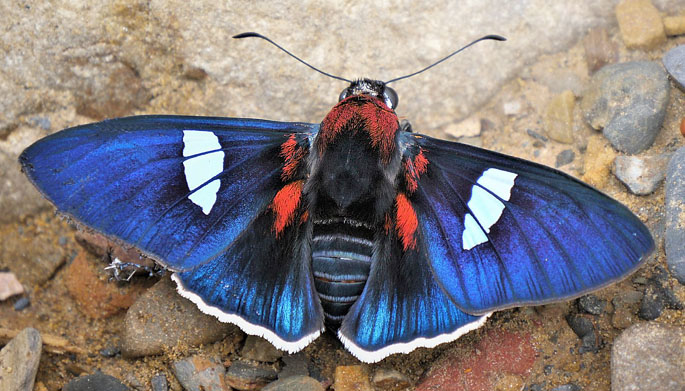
[233,32,352,83]
[385,35,506,84]
[234,32,506,85]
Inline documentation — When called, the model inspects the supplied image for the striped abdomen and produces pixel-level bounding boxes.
[311,217,375,325]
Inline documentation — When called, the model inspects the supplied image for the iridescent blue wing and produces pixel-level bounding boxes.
[20,115,324,350]
[402,133,654,315]
[338,230,489,363]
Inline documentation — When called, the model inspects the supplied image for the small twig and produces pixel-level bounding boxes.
[0,327,87,355]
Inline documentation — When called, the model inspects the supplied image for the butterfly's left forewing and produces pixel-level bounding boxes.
[20,115,325,350]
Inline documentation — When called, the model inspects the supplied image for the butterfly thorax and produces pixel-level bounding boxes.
[307,93,402,326]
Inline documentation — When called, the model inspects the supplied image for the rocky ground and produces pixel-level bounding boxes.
[1,1,685,390]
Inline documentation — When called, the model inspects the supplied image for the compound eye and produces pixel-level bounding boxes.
[383,86,399,109]
[339,88,351,102]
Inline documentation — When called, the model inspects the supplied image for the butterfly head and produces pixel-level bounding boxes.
[338,79,399,110]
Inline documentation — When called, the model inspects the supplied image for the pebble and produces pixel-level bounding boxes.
[544,90,575,144]
[0,328,42,391]
[664,45,685,91]
[565,314,600,353]
[665,147,685,284]
[550,384,581,391]
[503,100,522,116]
[615,0,666,49]
[555,149,575,168]
[664,15,685,36]
[445,115,482,139]
[121,277,234,357]
[581,135,616,188]
[583,27,617,74]
[150,374,168,391]
[612,154,671,195]
[99,346,121,358]
[279,353,309,378]
[240,335,284,363]
[334,365,373,391]
[63,372,130,391]
[0,272,24,300]
[611,323,685,391]
[172,355,227,391]
[225,360,278,390]
[13,296,30,311]
[577,294,606,315]
[638,273,683,320]
[580,61,669,154]
[371,368,411,390]
[262,376,325,391]
[64,251,151,319]
[527,129,548,142]
[611,290,643,329]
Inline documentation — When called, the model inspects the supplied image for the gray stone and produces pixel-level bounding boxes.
[280,353,309,378]
[580,61,669,154]
[0,328,42,391]
[121,277,235,357]
[555,149,575,167]
[241,335,284,363]
[172,355,226,391]
[665,147,685,284]
[63,372,129,391]
[262,376,325,391]
[225,360,278,390]
[663,45,685,90]
[613,154,671,195]
[150,374,168,391]
[611,323,685,391]
[565,314,600,353]
[577,294,606,315]
[550,384,581,391]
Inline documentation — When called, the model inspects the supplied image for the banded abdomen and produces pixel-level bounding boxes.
[311,217,375,325]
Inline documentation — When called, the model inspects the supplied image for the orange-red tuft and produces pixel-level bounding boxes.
[280,134,306,181]
[395,193,418,251]
[270,180,304,236]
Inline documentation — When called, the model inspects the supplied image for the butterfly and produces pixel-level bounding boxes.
[19,34,654,363]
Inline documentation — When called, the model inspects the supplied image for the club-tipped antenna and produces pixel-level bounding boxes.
[233,32,352,83]
[385,35,506,84]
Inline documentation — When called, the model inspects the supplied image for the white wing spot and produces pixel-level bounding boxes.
[182,130,224,215]
[462,168,517,250]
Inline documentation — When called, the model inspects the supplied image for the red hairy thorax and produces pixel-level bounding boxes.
[270,180,304,236]
[318,95,399,163]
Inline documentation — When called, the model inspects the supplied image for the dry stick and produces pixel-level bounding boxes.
[0,327,87,355]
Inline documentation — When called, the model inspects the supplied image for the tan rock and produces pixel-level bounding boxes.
[335,365,373,391]
[664,15,685,36]
[544,90,575,144]
[582,135,616,188]
[616,0,666,49]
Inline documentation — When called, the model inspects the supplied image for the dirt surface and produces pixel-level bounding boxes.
[1,24,684,391]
